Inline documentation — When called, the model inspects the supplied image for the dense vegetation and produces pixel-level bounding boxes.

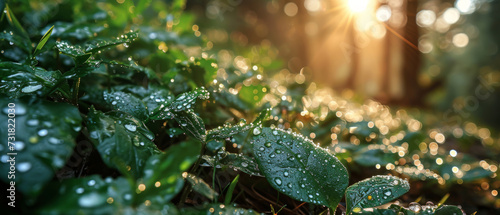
[0,0,499,214]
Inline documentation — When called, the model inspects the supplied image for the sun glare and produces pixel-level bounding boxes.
[347,0,370,13]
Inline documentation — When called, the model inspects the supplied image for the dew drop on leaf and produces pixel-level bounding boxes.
[17,162,32,172]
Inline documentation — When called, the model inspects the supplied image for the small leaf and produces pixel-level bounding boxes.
[206,119,251,141]
[183,172,218,201]
[151,87,209,120]
[136,140,201,205]
[225,175,239,205]
[345,175,410,214]
[251,127,349,209]
[33,25,54,56]
[202,152,262,176]
[86,108,160,178]
[4,4,31,52]
[103,91,148,120]
[175,110,206,142]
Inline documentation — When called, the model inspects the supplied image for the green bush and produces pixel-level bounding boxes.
[1,0,498,214]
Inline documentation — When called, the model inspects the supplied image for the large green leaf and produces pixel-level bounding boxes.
[0,98,81,202]
[135,140,201,205]
[56,31,139,58]
[86,108,160,178]
[251,127,349,208]
[345,175,410,214]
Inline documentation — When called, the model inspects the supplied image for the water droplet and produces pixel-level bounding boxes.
[14,141,25,151]
[409,202,421,212]
[241,162,248,167]
[26,119,39,126]
[272,130,278,135]
[111,101,117,105]
[253,127,261,135]
[259,147,265,151]
[76,187,84,194]
[1,155,9,163]
[287,183,293,188]
[49,137,61,144]
[274,178,282,186]
[392,180,399,185]
[284,172,289,177]
[123,193,132,200]
[308,194,313,199]
[17,162,32,172]
[79,192,105,207]
[38,129,48,136]
[88,180,96,186]
[21,85,43,93]
[384,190,392,196]
[125,124,137,132]
[265,142,271,147]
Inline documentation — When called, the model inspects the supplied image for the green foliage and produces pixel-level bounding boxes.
[251,127,349,209]
[0,98,81,202]
[0,0,496,214]
[346,176,410,214]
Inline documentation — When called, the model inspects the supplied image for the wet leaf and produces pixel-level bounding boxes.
[35,175,130,214]
[0,62,63,98]
[33,25,54,56]
[0,98,82,202]
[4,4,31,52]
[183,172,218,200]
[174,110,206,142]
[203,151,262,176]
[151,87,209,120]
[136,140,201,205]
[206,119,250,141]
[251,127,349,208]
[345,175,410,214]
[86,108,160,178]
[103,91,148,120]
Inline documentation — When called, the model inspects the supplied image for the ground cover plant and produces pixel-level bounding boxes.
[1,0,499,214]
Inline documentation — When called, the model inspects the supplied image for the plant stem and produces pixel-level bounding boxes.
[178,142,206,207]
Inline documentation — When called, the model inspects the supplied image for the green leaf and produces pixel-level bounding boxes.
[224,175,239,205]
[203,151,262,176]
[175,110,206,142]
[103,91,148,120]
[251,127,348,208]
[180,204,261,215]
[206,119,250,141]
[4,4,31,52]
[86,108,160,178]
[33,25,54,57]
[0,62,64,98]
[136,140,201,205]
[183,172,218,201]
[345,175,410,214]
[35,175,131,214]
[56,31,139,58]
[238,85,267,106]
[151,87,210,120]
[0,98,82,202]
